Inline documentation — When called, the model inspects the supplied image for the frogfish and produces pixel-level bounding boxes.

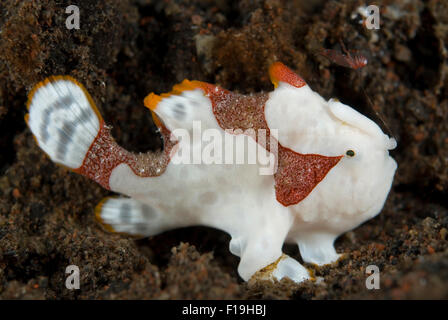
[25,62,397,283]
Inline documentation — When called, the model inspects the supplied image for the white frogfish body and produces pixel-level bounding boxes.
[26,62,397,283]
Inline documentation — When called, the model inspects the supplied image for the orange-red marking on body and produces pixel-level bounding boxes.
[74,121,174,190]
[275,147,342,206]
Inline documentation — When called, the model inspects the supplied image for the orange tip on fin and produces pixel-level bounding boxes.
[269,62,306,89]
[167,79,206,96]
[144,79,207,112]
[144,92,163,111]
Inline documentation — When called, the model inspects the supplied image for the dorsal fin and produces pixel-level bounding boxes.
[144,79,207,111]
[144,79,209,130]
[269,62,306,88]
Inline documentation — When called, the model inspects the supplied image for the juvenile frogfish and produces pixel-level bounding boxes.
[25,62,397,283]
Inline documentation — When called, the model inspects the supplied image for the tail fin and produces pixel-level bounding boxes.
[26,76,103,169]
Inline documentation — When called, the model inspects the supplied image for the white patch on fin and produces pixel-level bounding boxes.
[96,197,162,237]
[27,77,100,169]
[155,89,216,132]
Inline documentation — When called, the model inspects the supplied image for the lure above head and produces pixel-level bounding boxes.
[25,62,397,284]
[318,48,368,69]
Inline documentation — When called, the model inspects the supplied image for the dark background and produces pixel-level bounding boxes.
[0,0,447,299]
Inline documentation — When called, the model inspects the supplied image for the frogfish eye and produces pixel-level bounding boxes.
[346,150,355,157]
